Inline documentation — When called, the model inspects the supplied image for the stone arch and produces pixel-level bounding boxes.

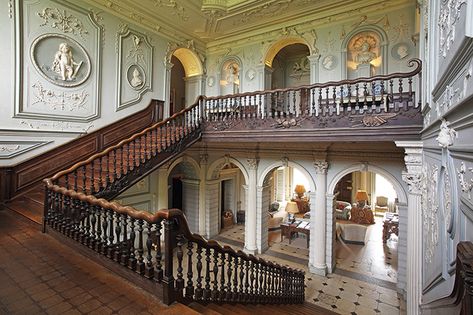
[171,47,204,77]
[258,160,316,192]
[207,156,249,184]
[328,162,407,206]
[263,37,311,68]
[340,25,389,79]
[166,155,200,179]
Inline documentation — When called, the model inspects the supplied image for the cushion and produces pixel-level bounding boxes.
[350,206,375,224]
[335,207,351,220]
[339,223,367,245]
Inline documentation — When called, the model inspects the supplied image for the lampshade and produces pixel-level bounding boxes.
[285,201,299,214]
[355,190,369,202]
[294,184,306,197]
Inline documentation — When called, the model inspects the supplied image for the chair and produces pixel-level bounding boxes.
[375,196,389,216]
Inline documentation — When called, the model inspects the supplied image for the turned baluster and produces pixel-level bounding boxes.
[258,263,264,302]
[233,256,239,302]
[244,260,250,302]
[226,253,232,302]
[195,245,203,300]
[135,137,141,167]
[154,220,163,281]
[120,215,129,265]
[93,205,101,251]
[239,258,244,301]
[104,155,110,187]
[219,252,226,301]
[106,209,114,257]
[144,222,154,278]
[263,264,268,302]
[112,149,117,183]
[185,241,194,299]
[136,219,145,275]
[151,128,157,157]
[82,165,87,193]
[88,203,96,248]
[249,261,255,303]
[203,248,211,300]
[399,78,404,105]
[175,234,184,294]
[100,208,108,255]
[64,195,72,236]
[113,212,121,262]
[143,133,148,162]
[211,249,219,300]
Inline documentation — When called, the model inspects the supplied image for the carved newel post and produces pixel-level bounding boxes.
[396,141,423,315]
[309,160,329,276]
[245,158,258,254]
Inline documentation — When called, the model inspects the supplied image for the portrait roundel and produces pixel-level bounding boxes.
[30,33,91,88]
[391,42,411,60]
[127,64,146,90]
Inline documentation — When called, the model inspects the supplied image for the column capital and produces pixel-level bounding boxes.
[247,158,259,170]
[164,61,174,70]
[402,172,423,195]
[313,160,329,174]
[307,54,321,64]
[199,153,208,165]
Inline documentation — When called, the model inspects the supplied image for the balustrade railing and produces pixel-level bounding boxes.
[49,102,202,198]
[42,182,305,305]
[202,58,421,123]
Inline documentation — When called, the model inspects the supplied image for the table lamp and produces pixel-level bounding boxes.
[355,190,369,207]
[285,201,299,223]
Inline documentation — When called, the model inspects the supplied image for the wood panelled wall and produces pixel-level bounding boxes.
[0,100,163,207]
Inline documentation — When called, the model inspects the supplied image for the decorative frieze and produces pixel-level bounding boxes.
[31,82,88,111]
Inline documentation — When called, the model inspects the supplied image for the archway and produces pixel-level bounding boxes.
[258,161,315,255]
[166,47,204,117]
[206,157,249,244]
[264,37,310,68]
[166,157,200,233]
[329,164,407,287]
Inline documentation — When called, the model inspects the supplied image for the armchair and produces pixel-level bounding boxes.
[375,196,389,216]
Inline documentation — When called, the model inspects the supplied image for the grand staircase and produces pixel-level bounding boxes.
[3,59,427,314]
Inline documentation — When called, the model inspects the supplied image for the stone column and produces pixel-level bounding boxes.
[307,54,320,84]
[164,62,174,119]
[256,185,270,254]
[309,160,329,276]
[325,192,336,273]
[156,166,169,211]
[244,158,258,254]
[198,153,208,235]
[395,141,423,315]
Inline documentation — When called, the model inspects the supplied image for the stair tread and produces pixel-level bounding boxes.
[6,197,43,225]
[188,302,221,315]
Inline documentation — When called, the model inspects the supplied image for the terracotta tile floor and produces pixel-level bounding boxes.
[0,210,187,315]
[216,221,406,315]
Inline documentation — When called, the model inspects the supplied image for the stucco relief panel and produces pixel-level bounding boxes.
[15,0,103,122]
[116,24,153,111]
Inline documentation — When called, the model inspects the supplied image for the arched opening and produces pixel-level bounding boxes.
[167,159,200,233]
[271,43,310,89]
[332,169,400,284]
[170,55,186,115]
[258,163,313,257]
[206,158,249,249]
[167,47,204,116]
[264,37,309,68]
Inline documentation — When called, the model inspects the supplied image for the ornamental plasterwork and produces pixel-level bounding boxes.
[31,82,88,112]
[422,163,439,264]
[236,0,293,24]
[247,158,259,170]
[8,0,13,19]
[0,141,52,159]
[38,8,88,39]
[442,169,454,234]
[20,120,94,132]
[126,35,146,64]
[0,145,20,153]
[153,0,189,21]
[436,119,458,148]
[457,162,473,199]
[402,172,423,194]
[313,160,329,174]
[438,0,467,58]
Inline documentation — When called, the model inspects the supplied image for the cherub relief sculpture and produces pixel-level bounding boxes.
[52,43,83,81]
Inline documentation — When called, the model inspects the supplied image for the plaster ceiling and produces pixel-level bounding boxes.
[88,0,407,45]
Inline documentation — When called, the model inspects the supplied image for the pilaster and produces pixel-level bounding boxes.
[396,141,423,315]
[309,160,329,276]
[244,158,258,254]
[198,153,208,235]
[164,61,174,118]
[156,166,169,211]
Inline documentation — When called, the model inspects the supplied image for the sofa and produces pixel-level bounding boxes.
[335,201,352,220]
[268,210,287,230]
[337,222,368,245]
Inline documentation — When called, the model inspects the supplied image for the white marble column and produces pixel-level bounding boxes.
[198,153,208,235]
[325,193,336,273]
[309,160,329,276]
[156,166,169,210]
[396,141,423,315]
[244,158,258,254]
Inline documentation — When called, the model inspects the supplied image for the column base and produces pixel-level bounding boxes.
[309,263,327,276]
[243,246,257,255]
[258,244,269,254]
